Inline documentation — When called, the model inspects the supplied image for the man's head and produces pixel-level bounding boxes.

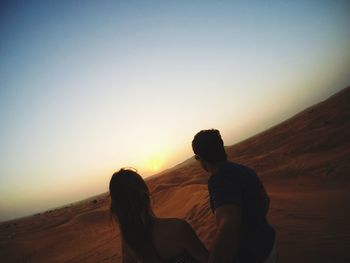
[192,129,227,171]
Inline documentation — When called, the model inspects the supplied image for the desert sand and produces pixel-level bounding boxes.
[1,86,350,263]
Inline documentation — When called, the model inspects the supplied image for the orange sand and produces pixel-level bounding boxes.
[1,87,350,262]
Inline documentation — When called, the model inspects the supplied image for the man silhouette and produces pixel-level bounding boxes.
[192,129,277,263]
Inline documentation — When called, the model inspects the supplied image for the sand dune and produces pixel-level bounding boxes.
[1,87,350,262]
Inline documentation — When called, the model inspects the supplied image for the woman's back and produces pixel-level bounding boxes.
[122,218,207,263]
[151,218,206,263]
[109,168,208,263]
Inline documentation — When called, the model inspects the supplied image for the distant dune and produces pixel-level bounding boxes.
[1,87,350,263]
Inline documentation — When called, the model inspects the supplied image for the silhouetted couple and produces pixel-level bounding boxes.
[109,129,277,263]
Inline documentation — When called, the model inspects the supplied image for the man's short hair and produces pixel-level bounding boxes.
[192,129,227,163]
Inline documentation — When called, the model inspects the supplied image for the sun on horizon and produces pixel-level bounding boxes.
[146,154,164,173]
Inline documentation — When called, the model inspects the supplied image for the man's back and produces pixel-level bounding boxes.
[208,161,275,262]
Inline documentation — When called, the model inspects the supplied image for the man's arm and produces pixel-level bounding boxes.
[209,204,242,263]
[179,220,209,263]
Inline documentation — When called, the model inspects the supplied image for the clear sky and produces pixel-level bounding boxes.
[1,0,350,222]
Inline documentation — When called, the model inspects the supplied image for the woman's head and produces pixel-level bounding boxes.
[109,168,151,221]
[109,168,156,259]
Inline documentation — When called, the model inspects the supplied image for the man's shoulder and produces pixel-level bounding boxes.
[225,161,258,176]
[208,162,257,185]
[208,162,246,210]
[216,161,254,176]
[229,161,255,171]
[208,162,240,185]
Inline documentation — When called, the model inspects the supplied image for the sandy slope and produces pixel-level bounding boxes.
[1,87,350,262]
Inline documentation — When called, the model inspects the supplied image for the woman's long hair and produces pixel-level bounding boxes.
[109,168,161,262]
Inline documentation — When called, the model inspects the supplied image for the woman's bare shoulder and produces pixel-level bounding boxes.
[154,217,193,235]
[155,217,188,226]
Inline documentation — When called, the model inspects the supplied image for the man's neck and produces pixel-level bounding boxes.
[209,160,228,175]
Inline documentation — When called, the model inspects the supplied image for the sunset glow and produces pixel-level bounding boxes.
[148,155,163,172]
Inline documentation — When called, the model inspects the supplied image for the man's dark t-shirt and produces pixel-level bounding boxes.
[208,161,275,263]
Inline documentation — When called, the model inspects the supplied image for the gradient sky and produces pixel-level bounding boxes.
[1,0,350,222]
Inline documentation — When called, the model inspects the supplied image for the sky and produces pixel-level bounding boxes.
[1,0,350,222]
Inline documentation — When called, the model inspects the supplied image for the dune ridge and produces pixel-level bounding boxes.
[1,86,350,262]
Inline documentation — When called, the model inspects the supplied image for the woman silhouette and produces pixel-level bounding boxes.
[109,168,209,263]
